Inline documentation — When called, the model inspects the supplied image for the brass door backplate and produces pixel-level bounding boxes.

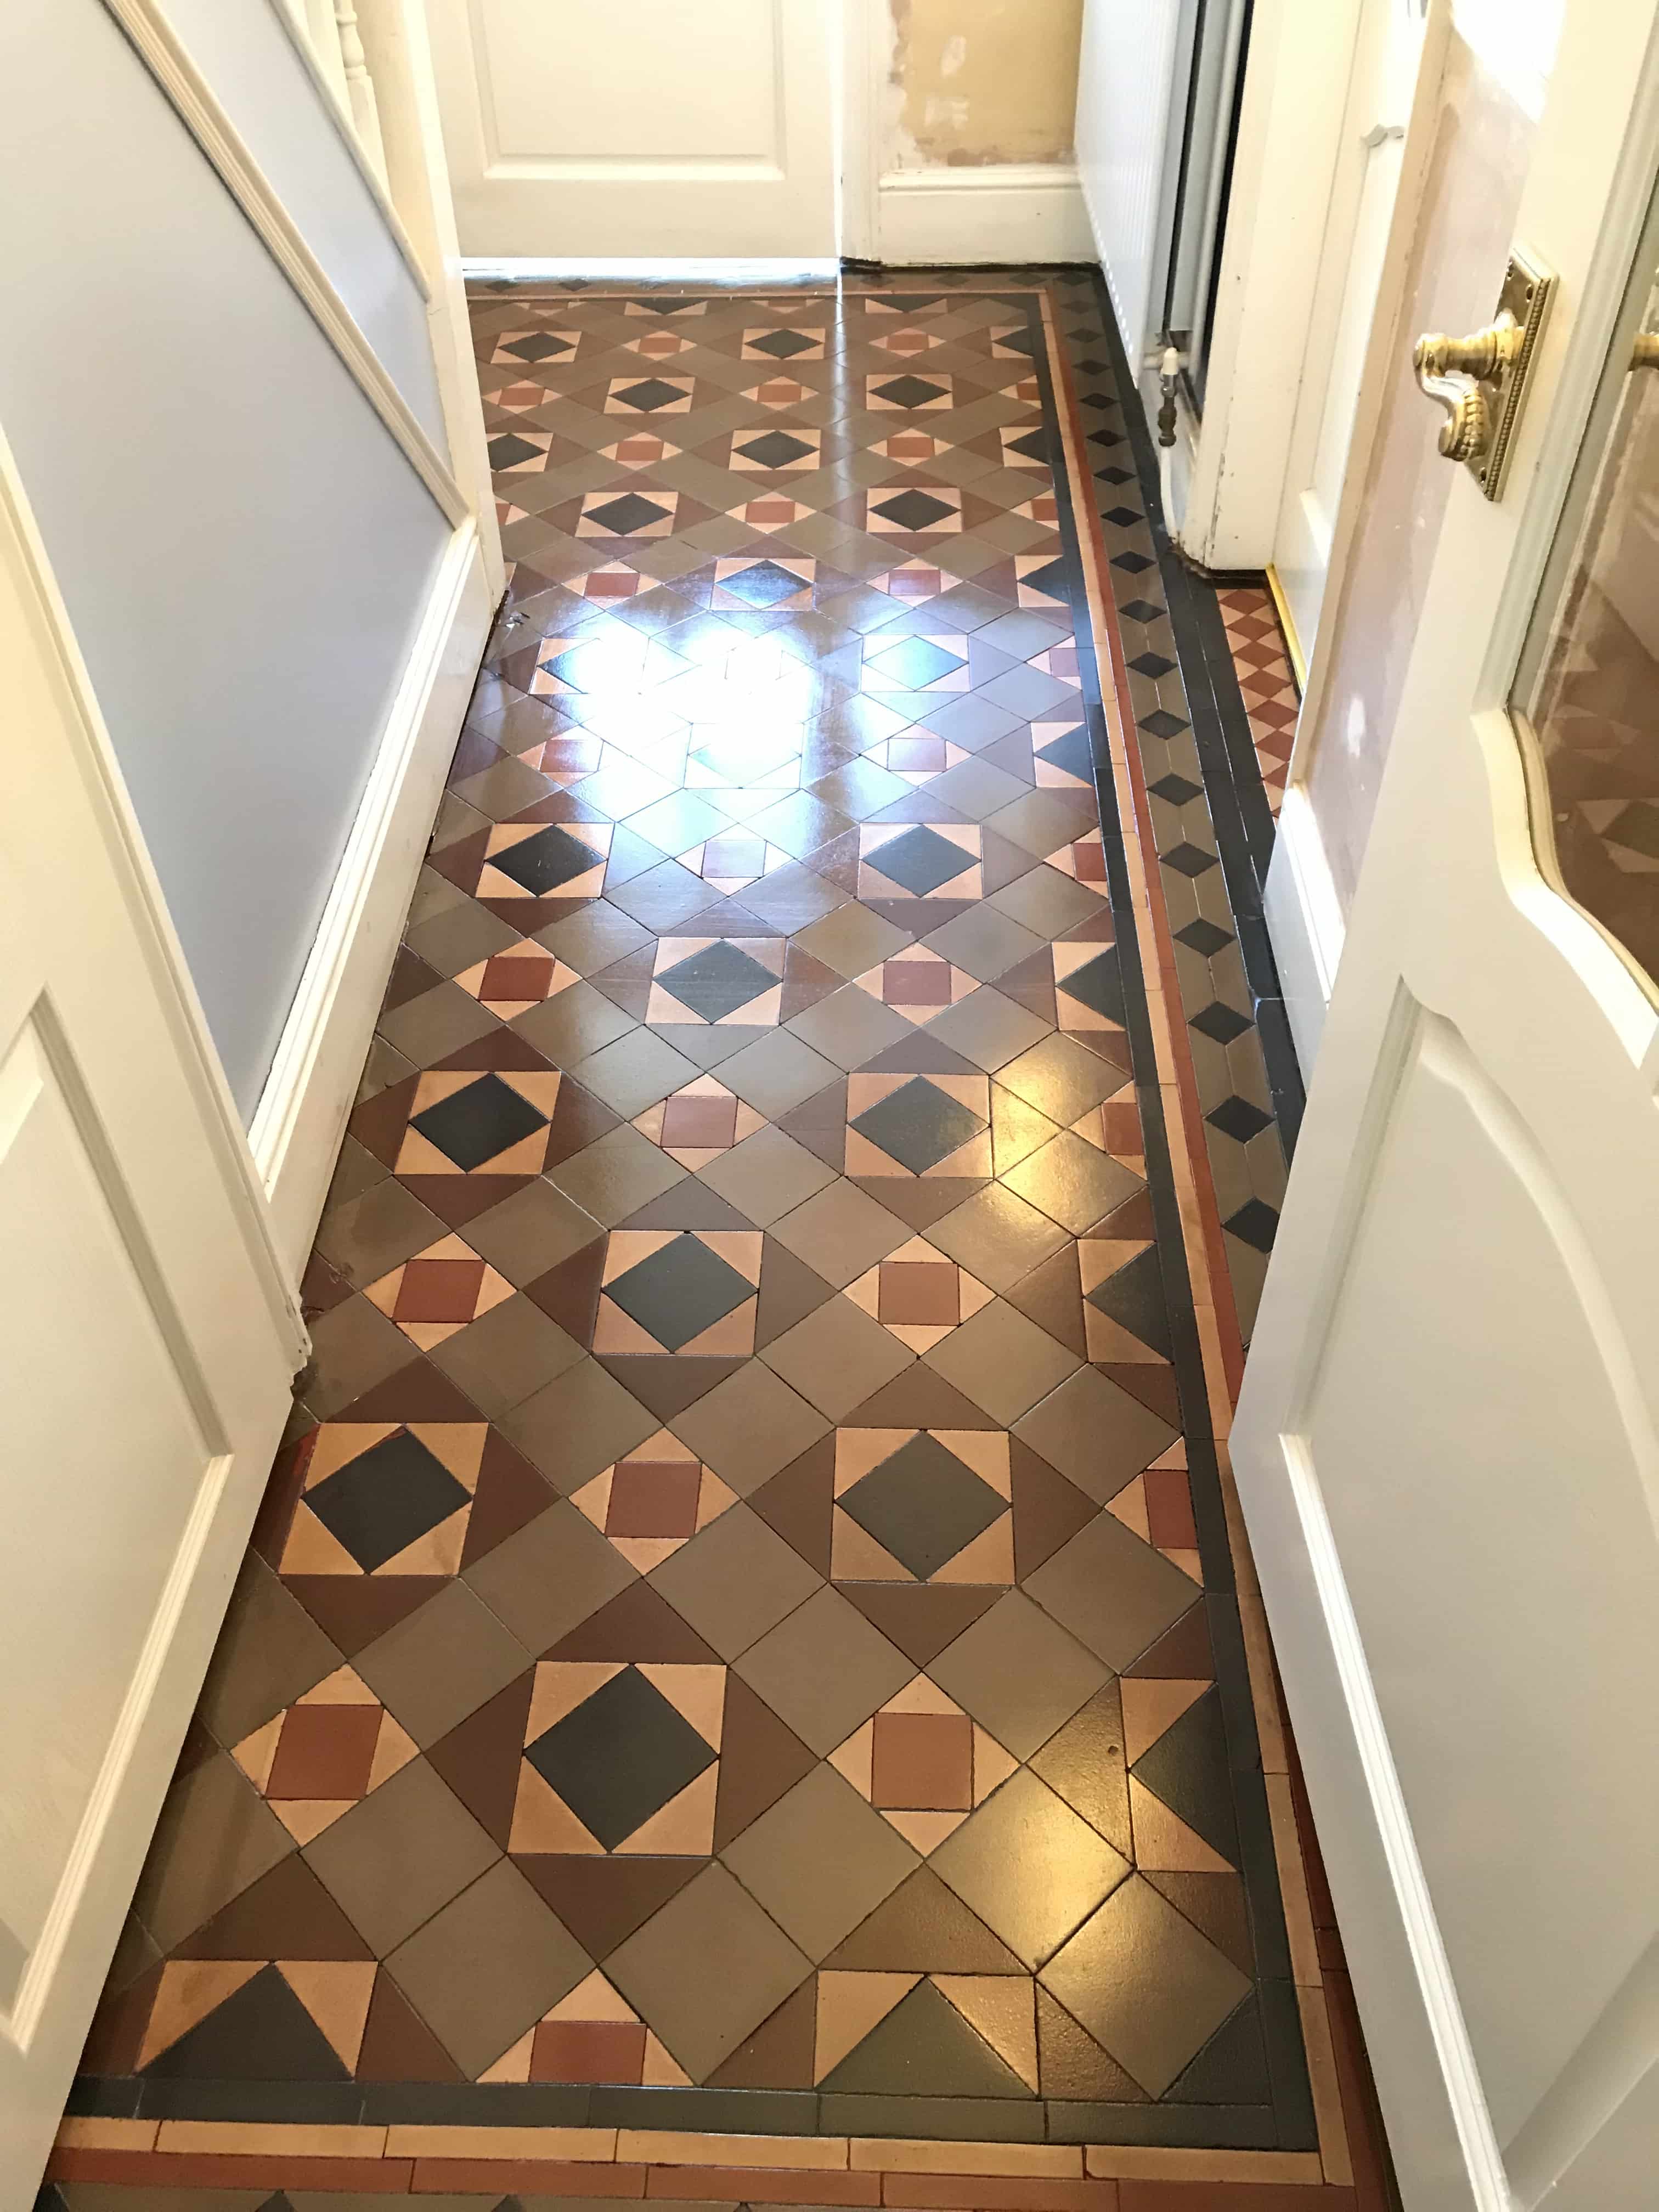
[1413,249,1555,500]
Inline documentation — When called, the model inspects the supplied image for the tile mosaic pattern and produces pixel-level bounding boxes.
[67,280,1325,2170]
[1216,587,1300,815]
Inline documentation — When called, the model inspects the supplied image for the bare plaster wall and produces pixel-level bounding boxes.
[888,0,1085,168]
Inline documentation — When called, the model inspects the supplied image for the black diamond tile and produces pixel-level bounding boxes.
[1129,651,1176,679]
[614,379,687,412]
[1175,917,1234,957]
[871,376,949,409]
[306,1431,471,1574]
[850,1075,986,1176]
[1207,1094,1275,1143]
[1139,708,1190,739]
[1097,466,1136,486]
[410,1073,549,1170]
[736,430,815,469]
[749,329,817,360]
[1121,599,1166,623]
[872,489,955,532]
[721,560,808,607]
[1057,948,1126,1025]
[1111,551,1154,575]
[878,295,945,313]
[636,298,703,315]
[997,328,1036,358]
[605,1233,754,1351]
[490,822,605,896]
[1103,507,1143,528]
[1190,1001,1253,1045]
[840,1433,1006,1581]
[657,940,778,1021]
[1161,842,1220,879]
[488,434,543,469]
[1225,1198,1281,1254]
[1149,774,1203,806]
[586,493,670,535]
[868,825,974,896]
[503,333,573,363]
[1005,430,1051,465]
[526,1667,716,1849]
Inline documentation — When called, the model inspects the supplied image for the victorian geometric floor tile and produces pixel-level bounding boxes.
[65,274,1380,2204]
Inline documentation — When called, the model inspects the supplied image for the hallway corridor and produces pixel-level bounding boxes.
[52,274,1386,2206]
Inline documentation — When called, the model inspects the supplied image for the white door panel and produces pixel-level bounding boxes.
[1236,2,1659,2204]
[430,0,837,258]
[0,441,300,2204]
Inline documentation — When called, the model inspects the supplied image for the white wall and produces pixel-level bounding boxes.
[0,0,454,1117]
[1074,0,1183,363]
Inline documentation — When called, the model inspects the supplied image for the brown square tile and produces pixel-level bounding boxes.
[869,1711,973,1811]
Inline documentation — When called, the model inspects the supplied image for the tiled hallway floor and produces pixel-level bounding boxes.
[52,276,1387,2207]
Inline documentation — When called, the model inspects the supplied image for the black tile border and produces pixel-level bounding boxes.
[67,280,1310,2156]
[1084,272,1307,1156]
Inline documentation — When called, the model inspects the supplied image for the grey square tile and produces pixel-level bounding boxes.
[1012,1364,1177,1504]
[536,900,654,974]
[922,906,1046,983]
[718,1030,843,1119]
[769,1178,912,1289]
[428,1293,585,1417]
[785,985,912,1070]
[924,988,1051,1073]
[923,1183,1070,1293]
[514,980,639,1065]
[989,867,1104,939]
[1023,1509,1197,1670]
[922,1297,1079,1424]
[790,904,913,979]
[463,1180,606,1286]
[314,1177,445,1290]
[721,1764,917,1960]
[303,1757,499,1955]
[574,1030,701,1117]
[300,1295,417,1420]
[498,1357,662,1492]
[647,1502,822,1659]
[996,1034,1124,1125]
[928,1590,1107,1760]
[733,1586,914,1755]
[759,1294,916,1420]
[354,1580,534,1747]
[129,1753,294,1953]
[668,1359,833,1496]
[548,1123,688,1225]
[404,898,521,979]
[465,1496,640,1654]
[1001,1131,1142,1235]
[930,1769,1129,1970]
[1039,1875,1251,2096]
[195,1554,341,1748]
[377,980,501,1069]
[926,756,1030,821]
[386,1858,590,2077]
[607,1863,811,2082]
[696,1122,838,1227]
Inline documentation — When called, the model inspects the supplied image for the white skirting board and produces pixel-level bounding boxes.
[876,165,1094,265]
[1263,784,1346,1079]
[249,516,493,1279]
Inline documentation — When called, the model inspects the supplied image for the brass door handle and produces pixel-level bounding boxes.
[1413,314,1521,462]
[1412,250,1553,499]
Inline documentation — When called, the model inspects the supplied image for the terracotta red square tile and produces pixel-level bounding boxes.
[606,1459,704,1537]
[264,1702,383,1799]
[870,1709,973,1809]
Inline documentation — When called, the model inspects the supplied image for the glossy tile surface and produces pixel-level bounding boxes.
[66,279,1330,2172]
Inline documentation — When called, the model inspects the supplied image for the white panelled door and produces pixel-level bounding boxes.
[1234,5,1659,2209]
[0,441,301,2205]
[426,0,839,259]
[1271,0,1430,663]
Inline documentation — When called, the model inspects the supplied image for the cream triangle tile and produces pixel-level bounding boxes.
[639,1662,726,1747]
[644,2030,693,2084]
[935,1974,1037,2087]
[571,1469,613,1533]
[814,1971,920,2082]
[932,1515,1013,1585]
[831,1505,911,1582]
[528,1662,622,1739]
[549,1970,639,2023]
[378,1505,468,1578]
[280,1504,364,1577]
[1128,1775,1234,1872]
[830,1719,874,1796]
[368,1712,418,1791]
[232,1713,283,1794]
[510,1762,604,1855]
[1120,1679,1210,1765]
[138,1961,262,2069]
[617,1763,716,1855]
[277,1961,376,2072]
[304,1423,398,1485]
[272,1797,357,1846]
[884,1808,966,1853]
[481,2029,533,2081]
[1107,1475,1150,1542]
[972,1726,1017,1804]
